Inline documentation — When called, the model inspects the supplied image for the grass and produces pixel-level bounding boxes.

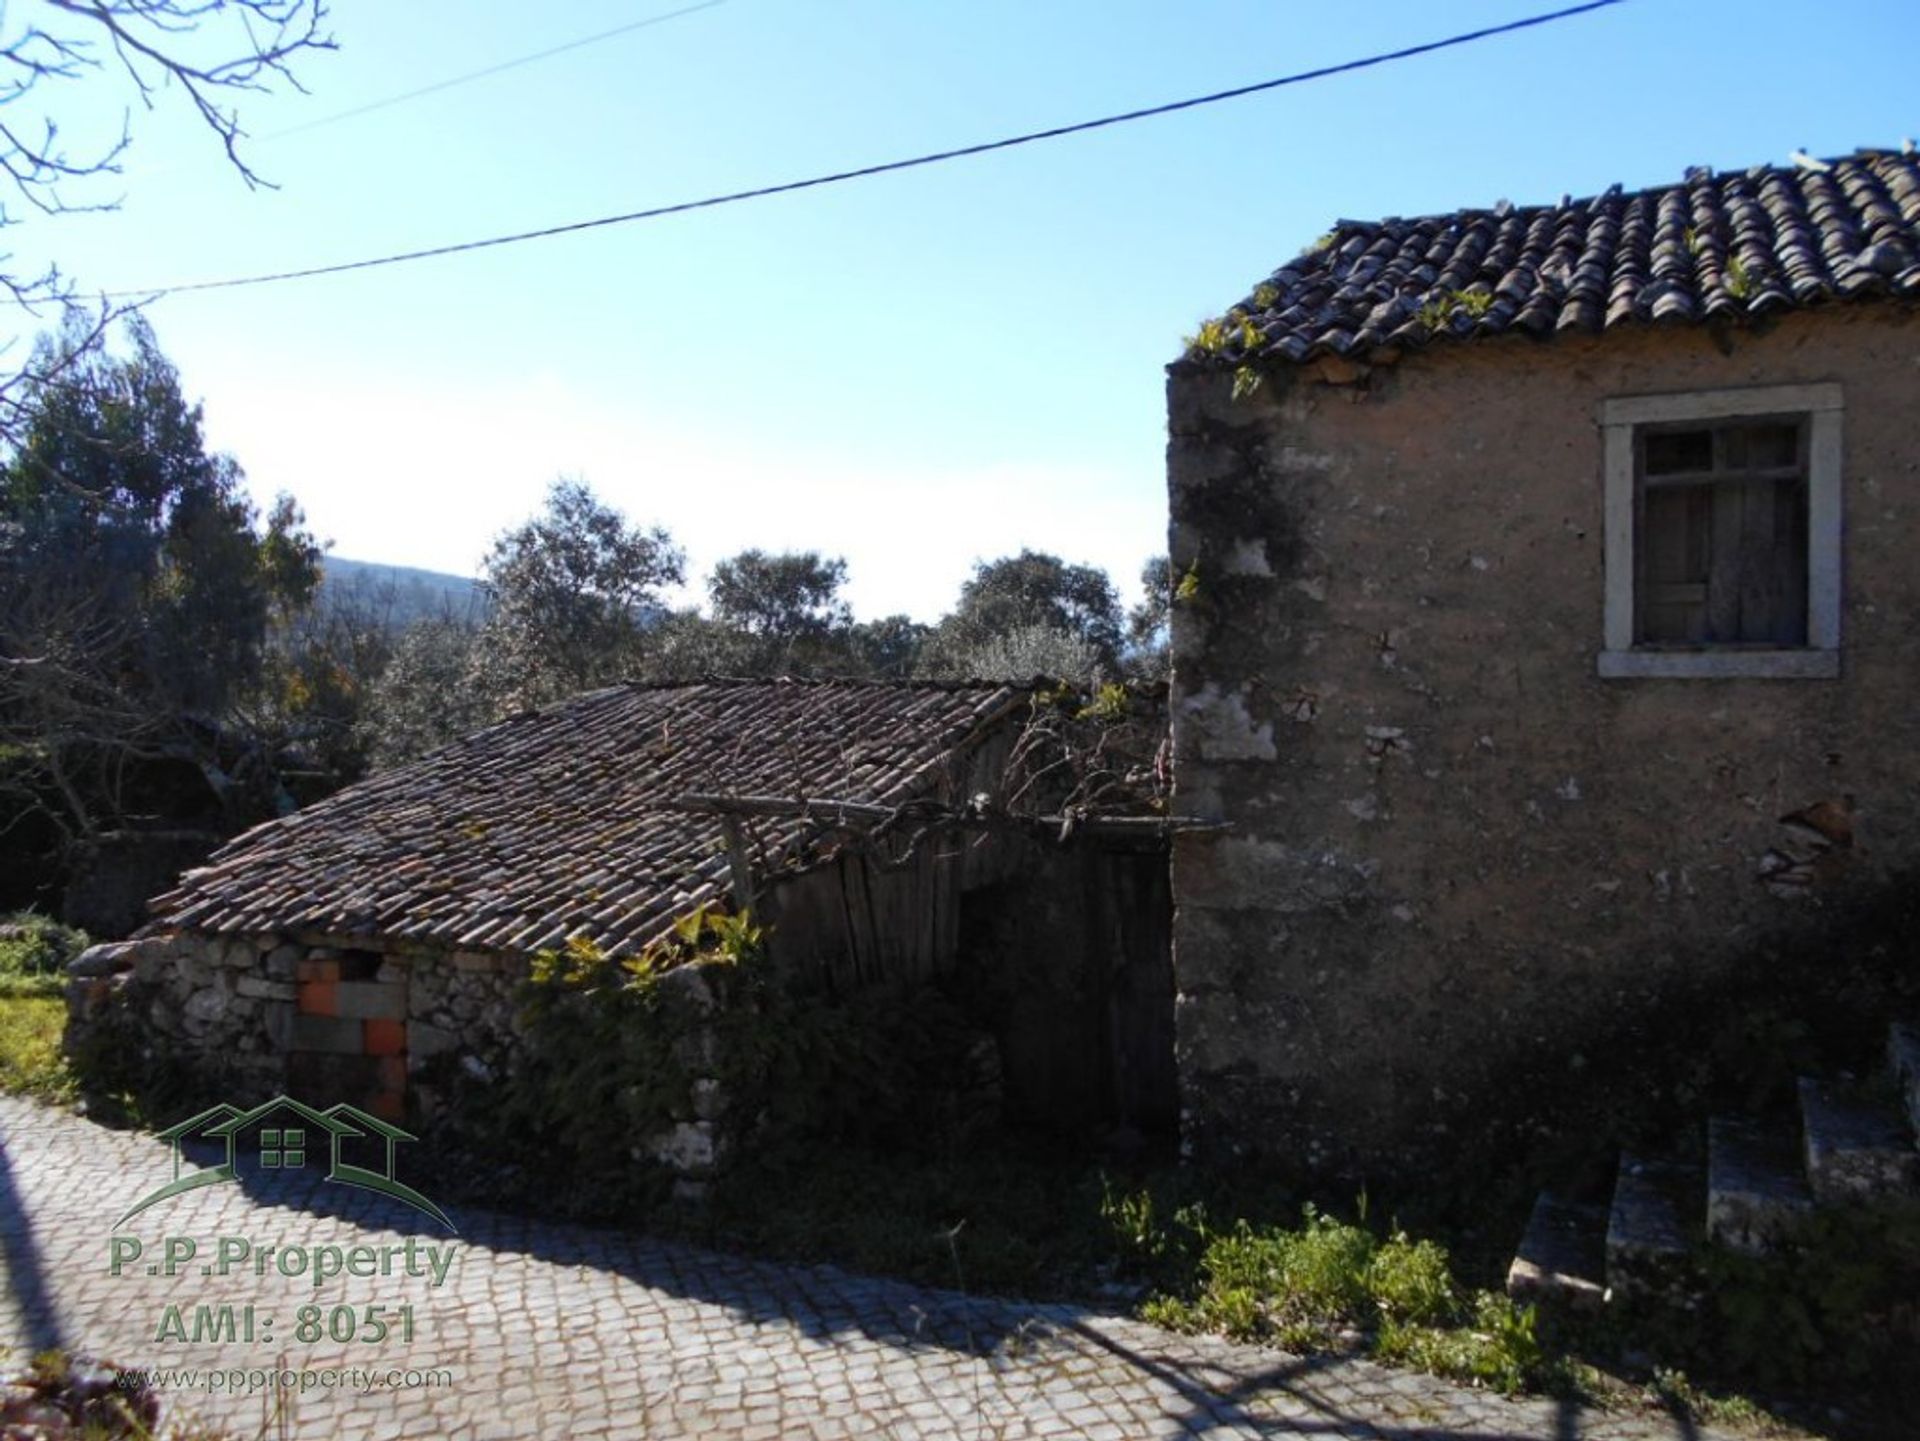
[0,993,74,1103]
[0,911,82,1103]
[1124,1199,1547,1396]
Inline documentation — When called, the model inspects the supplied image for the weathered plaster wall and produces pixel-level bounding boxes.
[1166,305,1920,1177]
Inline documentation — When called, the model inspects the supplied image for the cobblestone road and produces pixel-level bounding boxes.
[0,1096,1731,1439]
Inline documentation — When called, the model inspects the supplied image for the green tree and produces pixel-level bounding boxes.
[847,614,929,679]
[361,616,487,770]
[1126,554,1172,682]
[472,480,684,711]
[920,550,1125,681]
[706,549,857,675]
[0,316,323,849]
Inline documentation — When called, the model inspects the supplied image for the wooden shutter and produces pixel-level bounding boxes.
[1636,420,1808,647]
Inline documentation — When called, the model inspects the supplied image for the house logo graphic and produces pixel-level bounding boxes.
[116,1095,455,1233]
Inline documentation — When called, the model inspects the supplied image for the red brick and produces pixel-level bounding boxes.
[377,1056,407,1090]
[363,1019,406,1057]
[368,1090,405,1122]
[298,980,337,1017]
[297,958,341,983]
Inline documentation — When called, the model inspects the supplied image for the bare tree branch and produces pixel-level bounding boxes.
[0,1,332,329]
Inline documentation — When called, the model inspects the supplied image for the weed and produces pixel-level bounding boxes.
[1120,1195,1549,1393]
[0,912,86,985]
[1368,1233,1456,1326]
[1183,310,1261,361]
[1645,1368,1783,1430]
[1373,1292,1543,1396]
[1416,287,1494,331]
[1074,682,1131,724]
[0,994,74,1103]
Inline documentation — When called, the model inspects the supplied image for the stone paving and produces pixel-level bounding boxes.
[0,1095,1733,1439]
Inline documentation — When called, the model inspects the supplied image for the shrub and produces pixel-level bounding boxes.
[1374,1292,1543,1396]
[1368,1233,1457,1327]
[0,912,87,997]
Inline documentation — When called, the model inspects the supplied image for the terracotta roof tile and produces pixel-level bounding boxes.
[146,678,1027,957]
[1180,149,1920,370]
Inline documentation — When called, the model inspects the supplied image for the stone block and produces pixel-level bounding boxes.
[263,1000,293,1051]
[659,963,717,1012]
[1707,1118,1813,1254]
[1893,1023,1920,1138]
[1605,1157,1702,1306]
[407,1022,456,1061]
[452,951,501,973]
[335,981,407,1020]
[689,1078,727,1121]
[132,945,173,983]
[363,1019,406,1057]
[1505,1192,1606,1313]
[297,957,341,983]
[220,939,257,969]
[290,1014,365,1055]
[68,942,134,979]
[1799,1077,1920,1203]
[183,981,230,1033]
[298,980,337,1017]
[235,976,297,1002]
[265,944,302,981]
[649,1121,720,1174]
[671,1028,719,1072]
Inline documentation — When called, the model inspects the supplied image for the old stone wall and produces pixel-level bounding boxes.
[66,930,729,1193]
[1166,304,1920,1178]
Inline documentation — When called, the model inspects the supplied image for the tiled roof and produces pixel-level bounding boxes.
[1182,148,1920,368]
[147,679,1028,957]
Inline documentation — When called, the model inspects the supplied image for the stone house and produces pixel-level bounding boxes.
[72,678,1176,1181]
[1165,148,1920,1178]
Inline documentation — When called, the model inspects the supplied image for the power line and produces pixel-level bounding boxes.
[101,0,1625,303]
[263,1,731,141]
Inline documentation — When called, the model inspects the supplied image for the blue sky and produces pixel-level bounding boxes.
[7,0,1912,620]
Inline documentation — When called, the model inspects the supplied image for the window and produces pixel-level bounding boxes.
[1600,384,1842,679]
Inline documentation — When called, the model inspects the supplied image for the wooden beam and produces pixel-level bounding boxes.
[719,817,757,916]
[667,792,1228,839]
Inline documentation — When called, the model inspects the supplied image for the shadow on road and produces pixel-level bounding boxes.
[0,1132,65,1355]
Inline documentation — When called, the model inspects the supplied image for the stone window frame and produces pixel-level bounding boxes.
[1599,382,1843,679]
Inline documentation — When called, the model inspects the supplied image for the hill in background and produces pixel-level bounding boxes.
[320,557,486,630]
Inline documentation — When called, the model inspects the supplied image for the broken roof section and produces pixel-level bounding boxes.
[146,678,1029,957]
[1178,147,1920,370]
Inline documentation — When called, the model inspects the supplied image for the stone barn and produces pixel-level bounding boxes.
[1165,148,1920,1178]
[70,678,1176,1175]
